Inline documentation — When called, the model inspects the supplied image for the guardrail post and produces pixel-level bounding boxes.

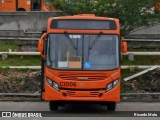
[128,53,134,61]
[2,53,8,60]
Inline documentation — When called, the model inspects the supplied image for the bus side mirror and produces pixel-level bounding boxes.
[38,33,47,59]
[121,37,128,53]
[122,42,128,53]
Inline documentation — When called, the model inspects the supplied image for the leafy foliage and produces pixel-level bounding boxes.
[48,0,160,36]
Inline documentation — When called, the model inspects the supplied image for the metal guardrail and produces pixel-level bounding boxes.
[1,93,160,102]
[1,65,160,69]
[0,52,160,56]
[1,37,160,41]
[0,93,39,97]
[124,52,160,56]
[24,31,42,34]
[0,14,28,16]
[0,37,39,41]
[121,93,160,102]
[121,65,160,69]
[1,93,159,96]
[125,39,160,42]
[0,52,39,55]
[0,66,41,69]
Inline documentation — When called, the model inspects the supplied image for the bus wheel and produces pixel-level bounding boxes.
[107,102,116,111]
[49,101,59,111]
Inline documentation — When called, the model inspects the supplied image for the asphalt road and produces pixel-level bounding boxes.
[0,102,160,120]
[0,102,160,111]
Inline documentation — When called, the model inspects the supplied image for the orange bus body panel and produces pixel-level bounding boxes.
[18,0,30,11]
[0,0,16,11]
[43,67,121,102]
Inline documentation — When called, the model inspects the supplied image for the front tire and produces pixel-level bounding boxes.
[107,102,116,111]
[49,101,59,111]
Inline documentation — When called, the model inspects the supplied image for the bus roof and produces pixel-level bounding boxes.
[51,14,118,21]
[47,14,120,34]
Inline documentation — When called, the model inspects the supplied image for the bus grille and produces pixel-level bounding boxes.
[57,73,107,81]
[66,91,100,97]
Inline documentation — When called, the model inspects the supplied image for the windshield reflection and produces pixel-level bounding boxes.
[46,34,119,70]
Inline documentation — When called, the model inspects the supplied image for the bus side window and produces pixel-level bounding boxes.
[32,0,41,11]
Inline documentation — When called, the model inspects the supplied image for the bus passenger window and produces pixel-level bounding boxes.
[32,0,41,11]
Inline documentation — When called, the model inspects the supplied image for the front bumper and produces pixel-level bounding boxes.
[43,82,120,102]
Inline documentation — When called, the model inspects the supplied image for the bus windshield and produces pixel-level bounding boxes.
[46,34,119,70]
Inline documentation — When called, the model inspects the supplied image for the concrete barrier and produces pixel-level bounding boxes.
[0,12,62,38]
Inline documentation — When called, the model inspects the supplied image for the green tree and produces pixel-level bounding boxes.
[49,0,160,36]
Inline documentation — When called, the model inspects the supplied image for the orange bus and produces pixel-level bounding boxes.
[0,0,55,11]
[38,14,128,111]
[154,2,160,11]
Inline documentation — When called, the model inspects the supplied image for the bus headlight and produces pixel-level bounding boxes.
[105,79,119,92]
[113,79,119,86]
[106,83,113,91]
[46,78,60,91]
[52,81,59,91]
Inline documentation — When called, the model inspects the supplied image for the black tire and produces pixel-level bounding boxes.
[107,102,116,111]
[49,101,59,111]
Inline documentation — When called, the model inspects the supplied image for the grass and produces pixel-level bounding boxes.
[0,41,41,66]
[0,56,41,66]
[15,68,40,73]
[121,56,160,65]
[121,68,144,93]
[128,48,160,52]
[121,68,142,79]
[0,42,17,52]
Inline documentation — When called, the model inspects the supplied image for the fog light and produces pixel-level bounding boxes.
[99,93,103,97]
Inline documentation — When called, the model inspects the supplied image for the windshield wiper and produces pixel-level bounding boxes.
[64,32,77,49]
[89,32,103,49]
